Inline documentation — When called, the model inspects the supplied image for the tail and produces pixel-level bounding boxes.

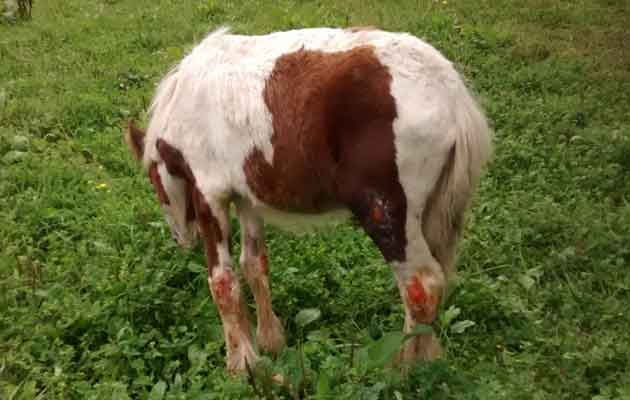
[422,80,492,279]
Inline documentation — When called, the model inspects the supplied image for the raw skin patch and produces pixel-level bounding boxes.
[407,276,428,306]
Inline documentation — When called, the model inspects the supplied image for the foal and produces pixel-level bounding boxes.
[125,27,492,373]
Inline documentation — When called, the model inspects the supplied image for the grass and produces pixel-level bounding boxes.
[1,0,629,398]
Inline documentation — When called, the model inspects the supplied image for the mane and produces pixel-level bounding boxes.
[143,26,233,168]
[207,25,231,38]
[143,63,179,168]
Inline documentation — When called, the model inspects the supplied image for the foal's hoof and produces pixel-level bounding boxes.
[257,315,286,356]
[226,345,259,375]
[394,333,442,373]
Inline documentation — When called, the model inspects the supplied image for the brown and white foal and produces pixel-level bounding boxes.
[125,27,492,373]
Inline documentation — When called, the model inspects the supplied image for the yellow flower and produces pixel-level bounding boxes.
[96,183,108,190]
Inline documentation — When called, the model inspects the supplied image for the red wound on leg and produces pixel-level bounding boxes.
[371,204,384,223]
[258,253,269,275]
[406,275,439,323]
[406,276,427,306]
[212,272,235,313]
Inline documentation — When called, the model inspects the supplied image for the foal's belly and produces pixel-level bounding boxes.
[252,203,352,232]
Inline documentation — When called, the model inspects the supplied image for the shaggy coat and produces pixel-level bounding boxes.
[126,27,492,372]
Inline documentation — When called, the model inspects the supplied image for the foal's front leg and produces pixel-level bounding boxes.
[193,191,257,372]
[237,202,285,355]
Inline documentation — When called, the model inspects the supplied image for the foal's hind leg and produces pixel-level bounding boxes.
[236,200,286,355]
[393,152,453,363]
[391,245,445,362]
[347,186,445,363]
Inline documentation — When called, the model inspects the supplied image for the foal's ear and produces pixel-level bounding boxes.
[125,120,145,161]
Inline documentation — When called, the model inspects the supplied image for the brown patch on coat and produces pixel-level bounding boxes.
[156,139,196,222]
[192,185,223,269]
[148,162,170,205]
[245,46,407,261]
[156,139,195,181]
[156,138,223,267]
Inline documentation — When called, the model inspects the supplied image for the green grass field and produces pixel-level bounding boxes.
[1,1,629,398]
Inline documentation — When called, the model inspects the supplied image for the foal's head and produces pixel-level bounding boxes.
[125,122,198,248]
